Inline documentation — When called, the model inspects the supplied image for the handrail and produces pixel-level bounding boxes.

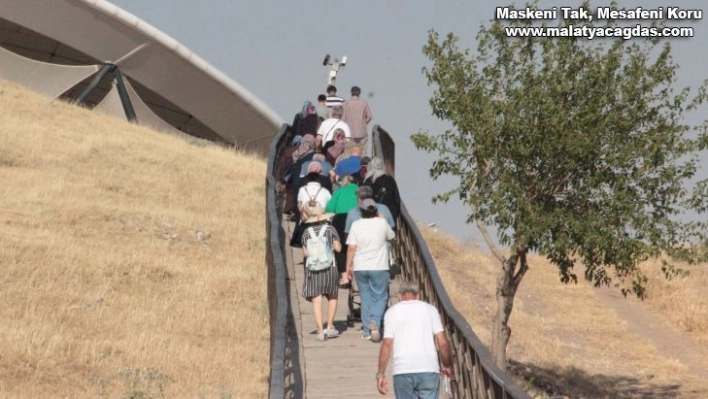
[265,123,291,399]
[372,125,531,399]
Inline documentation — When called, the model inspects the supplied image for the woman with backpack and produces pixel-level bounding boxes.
[301,202,341,341]
[291,161,332,248]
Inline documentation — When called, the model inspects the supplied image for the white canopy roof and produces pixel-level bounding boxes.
[0,0,283,154]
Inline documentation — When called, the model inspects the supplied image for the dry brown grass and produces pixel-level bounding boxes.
[0,80,270,398]
[641,259,708,345]
[420,225,708,398]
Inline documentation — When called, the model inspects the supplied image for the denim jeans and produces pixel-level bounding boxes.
[354,269,389,337]
[393,372,441,399]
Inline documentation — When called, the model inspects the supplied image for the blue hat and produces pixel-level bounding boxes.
[292,135,303,145]
[335,155,361,176]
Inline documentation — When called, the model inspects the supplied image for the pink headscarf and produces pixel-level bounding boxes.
[292,134,315,162]
[326,129,347,161]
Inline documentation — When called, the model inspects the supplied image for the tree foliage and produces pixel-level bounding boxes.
[413,7,708,298]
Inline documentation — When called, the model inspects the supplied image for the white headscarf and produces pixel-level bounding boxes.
[365,157,386,183]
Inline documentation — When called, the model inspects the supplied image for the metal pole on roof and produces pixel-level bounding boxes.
[76,63,114,104]
[111,67,137,122]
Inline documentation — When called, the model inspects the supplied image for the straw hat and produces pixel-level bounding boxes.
[302,202,335,224]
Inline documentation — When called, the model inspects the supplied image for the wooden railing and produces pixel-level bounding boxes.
[266,124,302,399]
[371,125,531,399]
[266,124,530,398]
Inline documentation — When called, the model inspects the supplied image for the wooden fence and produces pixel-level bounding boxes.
[266,124,302,399]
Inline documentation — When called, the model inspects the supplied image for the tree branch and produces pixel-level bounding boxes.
[513,248,530,287]
[550,171,577,197]
[471,203,506,263]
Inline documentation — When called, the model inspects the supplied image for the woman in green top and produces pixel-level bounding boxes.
[326,174,360,287]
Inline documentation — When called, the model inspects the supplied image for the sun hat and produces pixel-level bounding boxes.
[303,202,335,224]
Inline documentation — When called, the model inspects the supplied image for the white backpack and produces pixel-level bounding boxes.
[305,226,334,271]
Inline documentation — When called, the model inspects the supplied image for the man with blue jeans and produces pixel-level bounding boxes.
[376,282,453,398]
[346,198,395,341]
[354,270,389,340]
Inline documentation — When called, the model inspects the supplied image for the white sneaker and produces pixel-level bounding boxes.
[369,321,381,343]
[317,331,326,341]
[325,328,340,339]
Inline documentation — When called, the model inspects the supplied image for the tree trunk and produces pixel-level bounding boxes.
[491,248,529,371]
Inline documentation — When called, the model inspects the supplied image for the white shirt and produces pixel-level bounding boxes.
[346,217,394,271]
[383,300,444,375]
[297,182,331,209]
[317,118,351,144]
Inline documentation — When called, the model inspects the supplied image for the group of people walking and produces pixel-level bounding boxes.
[281,84,402,342]
[279,85,453,398]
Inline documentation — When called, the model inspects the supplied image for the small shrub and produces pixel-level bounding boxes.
[120,367,169,399]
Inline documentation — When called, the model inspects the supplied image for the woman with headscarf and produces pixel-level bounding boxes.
[280,135,303,216]
[289,134,317,247]
[291,133,316,165]
[362,157,401,221]
[300,153,333,188]
[323,128,347,165]
[294,101,320,137]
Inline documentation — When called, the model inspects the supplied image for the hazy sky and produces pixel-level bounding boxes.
[108,0,707,244]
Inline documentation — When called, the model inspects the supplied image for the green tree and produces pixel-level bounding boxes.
[412,4,708,371]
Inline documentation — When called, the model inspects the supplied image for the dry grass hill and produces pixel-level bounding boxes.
[421,226,708,398]
[0,80,269,397]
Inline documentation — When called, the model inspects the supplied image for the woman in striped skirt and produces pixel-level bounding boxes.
[301,203,341,341]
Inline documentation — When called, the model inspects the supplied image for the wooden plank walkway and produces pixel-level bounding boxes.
[283,219,398,398]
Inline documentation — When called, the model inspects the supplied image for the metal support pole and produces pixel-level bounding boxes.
[111,67,137,122]
[76,63,114,103]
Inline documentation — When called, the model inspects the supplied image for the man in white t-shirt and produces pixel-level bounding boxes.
[317,106,351,150]
[346,198,395,341]
[376,281,453,398]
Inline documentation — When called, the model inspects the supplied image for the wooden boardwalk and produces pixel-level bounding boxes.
[283,219,398,399]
